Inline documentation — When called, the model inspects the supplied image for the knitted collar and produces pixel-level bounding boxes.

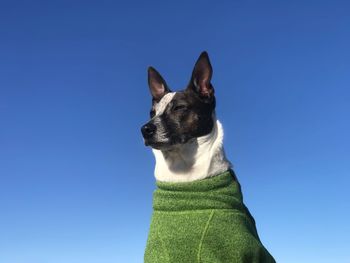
[153,170,247,212]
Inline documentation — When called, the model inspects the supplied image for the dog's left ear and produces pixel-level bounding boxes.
[188,51,214,100]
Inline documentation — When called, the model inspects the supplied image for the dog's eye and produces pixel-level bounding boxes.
[173,105,187,111]
[150,110,156,118]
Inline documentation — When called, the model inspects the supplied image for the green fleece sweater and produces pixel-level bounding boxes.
[144,170,275,263]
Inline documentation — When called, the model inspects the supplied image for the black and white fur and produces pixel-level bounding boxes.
[141,52,231,182]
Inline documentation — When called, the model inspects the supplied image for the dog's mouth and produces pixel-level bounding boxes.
[144,139,173,150]
[144,135,191,150]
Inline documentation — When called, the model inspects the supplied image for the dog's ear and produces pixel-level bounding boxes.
[148,67,170,102]
[188,51,214,100]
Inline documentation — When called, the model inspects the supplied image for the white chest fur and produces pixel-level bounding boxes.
[152,119,231,182]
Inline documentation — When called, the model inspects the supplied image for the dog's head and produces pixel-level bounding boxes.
[141,52,216,150]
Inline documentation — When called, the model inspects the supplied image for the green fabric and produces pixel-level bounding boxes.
[144,170,275,263]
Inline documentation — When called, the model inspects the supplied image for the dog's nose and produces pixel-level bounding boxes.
[141,123,156,138]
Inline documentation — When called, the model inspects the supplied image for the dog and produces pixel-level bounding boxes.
[141,52,275,263]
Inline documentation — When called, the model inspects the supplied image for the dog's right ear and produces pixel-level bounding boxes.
[148,67,170,102]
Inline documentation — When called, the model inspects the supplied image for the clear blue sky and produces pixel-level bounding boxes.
[1,1,349,262]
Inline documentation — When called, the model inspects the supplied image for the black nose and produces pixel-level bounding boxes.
[141,123,156,138]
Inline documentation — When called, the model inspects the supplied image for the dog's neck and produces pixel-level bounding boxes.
[152,118,231,182]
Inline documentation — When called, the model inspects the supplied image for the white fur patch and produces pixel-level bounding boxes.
[154,92,176,116]
[152,118,232,182]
